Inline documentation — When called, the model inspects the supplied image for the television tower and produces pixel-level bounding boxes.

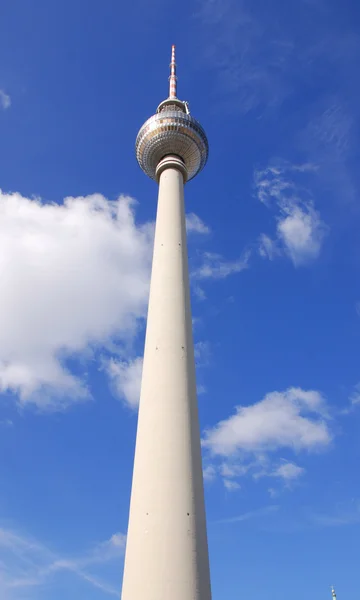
[121,47,211,600]
[332,587,337,600]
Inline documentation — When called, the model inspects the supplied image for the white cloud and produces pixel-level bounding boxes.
[0,90,11,110]
[271,461,305,480]
[106,356,143,409]
[220,463,249,478]
[255,164,327,266]
[193,284,207,301]
[349,383,360,406]
[203,464,217,482]
[186,213,210,235]
[0,191,229,411]
[203,388,331,490]
[223,479,241,491]
[258,233,279,260]
[192,250,250,280]
[277,203,325,266]
[203,387,331,456]
[83,532,126,565]
[0,191,153,410]
[0,526,125,597]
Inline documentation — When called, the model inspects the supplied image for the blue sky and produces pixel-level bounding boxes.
[0,0,360,598]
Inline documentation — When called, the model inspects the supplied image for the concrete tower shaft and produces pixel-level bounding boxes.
[121,48,211,600]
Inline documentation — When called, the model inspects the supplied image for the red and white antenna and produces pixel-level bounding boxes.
[169,45,177,99]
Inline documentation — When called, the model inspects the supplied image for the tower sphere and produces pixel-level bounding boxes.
[135,49,208,182]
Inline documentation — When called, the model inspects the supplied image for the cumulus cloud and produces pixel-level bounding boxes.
[202,388,331,489]
[203,387,331,456]
[0,89,11,109]
[0,526,124,596]
[106,356,143,409]
[255,164,327,266]
[0,191,153,409]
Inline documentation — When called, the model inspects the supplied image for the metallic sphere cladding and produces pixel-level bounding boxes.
[135,103,208,182]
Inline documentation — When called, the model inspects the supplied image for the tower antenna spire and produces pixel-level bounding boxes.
[169,44,177,99]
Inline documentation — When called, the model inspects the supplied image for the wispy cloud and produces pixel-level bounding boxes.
[192,250,250,280]
[310,501,360,527]
[300,100,356,205]
[254,163,327,266]
[186,213,211,235]
[194,341,211,366]
[258,234,280,261]
[0,90,11,110]
[196,0,360,221]
[216,505,279,524]
[349,384,360,406]
[203,464,217,482]
[197,0,360,117]
[343,383,360,414]
[304,102,352,162]
[0,526,125,597]
[196,0,294,113]
[191,249,250,301]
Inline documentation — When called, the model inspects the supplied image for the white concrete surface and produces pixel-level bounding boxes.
[121,158,212,600]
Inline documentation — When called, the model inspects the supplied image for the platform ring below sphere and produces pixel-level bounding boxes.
[136,110,208,182]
